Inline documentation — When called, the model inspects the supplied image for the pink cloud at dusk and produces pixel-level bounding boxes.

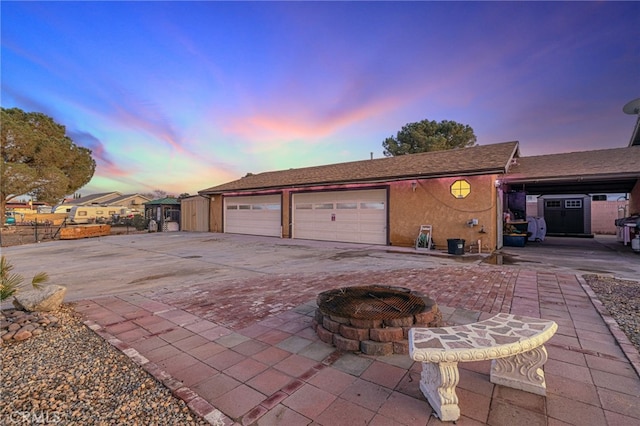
[2,1,638,197]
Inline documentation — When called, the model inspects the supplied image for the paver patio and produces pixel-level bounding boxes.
[77,265,640,425]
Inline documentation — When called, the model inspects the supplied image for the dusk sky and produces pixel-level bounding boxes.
[2,1,639,197]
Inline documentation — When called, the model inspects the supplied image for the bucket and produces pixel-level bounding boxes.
[447,239,465,255]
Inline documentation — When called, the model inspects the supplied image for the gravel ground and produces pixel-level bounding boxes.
[1,305,208,426]
[583,274,640,353]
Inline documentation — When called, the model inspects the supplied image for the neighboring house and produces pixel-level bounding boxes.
[53,192,151,214]
[196,141,639,251]
[145,197,181,232]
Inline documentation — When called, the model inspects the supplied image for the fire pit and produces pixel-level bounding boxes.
[314,285,441,355]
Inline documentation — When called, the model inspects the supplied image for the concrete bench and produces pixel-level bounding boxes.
[409,313,557,421]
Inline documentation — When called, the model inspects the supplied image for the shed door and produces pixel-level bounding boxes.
[224,195,282,237]
[544,198,584,234]
[292,189,387,244]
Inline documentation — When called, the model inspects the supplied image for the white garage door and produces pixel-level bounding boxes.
[225,195,282,237]
[292,189,387,244]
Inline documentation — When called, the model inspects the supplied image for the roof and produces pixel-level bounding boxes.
[69,192,121,205]
[200,141,520,194]
[505,146,640,194]
[144,197,181,206]
[64,192,151,206]
[109,193,152,204]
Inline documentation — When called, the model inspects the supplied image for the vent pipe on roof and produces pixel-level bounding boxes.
[370,152,373,160]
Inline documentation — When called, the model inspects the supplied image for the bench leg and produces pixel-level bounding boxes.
[490,345,548,395]
[419,361,461,421]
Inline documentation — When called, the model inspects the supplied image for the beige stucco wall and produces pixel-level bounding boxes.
[388,175,498,251]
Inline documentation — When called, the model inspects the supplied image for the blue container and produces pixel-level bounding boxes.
[503,235,526,247]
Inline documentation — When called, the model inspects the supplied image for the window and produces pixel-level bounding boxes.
[565,199,582,209]
[545,200,561,208]
[78,211,87,216]
[337,203,357,209]
[314,203,334,209]
[296,203,312,210]
[227,205,238,210]
[360,202,384,209]
[238,205,251,210]
[450,180,471,199]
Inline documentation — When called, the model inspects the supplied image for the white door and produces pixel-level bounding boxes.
[292,189,387,244]
[224,195,282,237]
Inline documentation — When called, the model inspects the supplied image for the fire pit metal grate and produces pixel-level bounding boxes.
[317,285,426,320]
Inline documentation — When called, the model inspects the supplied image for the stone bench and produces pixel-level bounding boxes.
[409,313,558,421]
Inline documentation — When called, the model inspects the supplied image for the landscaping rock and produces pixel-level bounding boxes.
[13,285,67,312]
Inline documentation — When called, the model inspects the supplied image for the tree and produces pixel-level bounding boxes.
[1,108,96,219]
[382,119,477,157]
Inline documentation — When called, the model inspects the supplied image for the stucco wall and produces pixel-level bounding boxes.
[591,201,629,234]
[388,174,498,251]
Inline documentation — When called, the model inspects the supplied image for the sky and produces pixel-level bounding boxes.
[2,1,639,198]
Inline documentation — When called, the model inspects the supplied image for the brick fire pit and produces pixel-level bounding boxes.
[314,285,442,355]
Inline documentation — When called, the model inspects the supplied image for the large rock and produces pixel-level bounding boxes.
[13,285,67,312]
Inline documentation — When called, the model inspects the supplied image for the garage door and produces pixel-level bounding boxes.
[225,195,282,237]
[292,189,387,244]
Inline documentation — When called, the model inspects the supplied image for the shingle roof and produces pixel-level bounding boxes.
[200,141,519,194]
[505,146,639,193]
[69,192,121,205]
[506,146,639,181]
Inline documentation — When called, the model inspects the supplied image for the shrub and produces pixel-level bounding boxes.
[0,255,49,302]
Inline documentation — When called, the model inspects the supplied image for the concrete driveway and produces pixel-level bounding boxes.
[3,232,638,302]
[2,232,460,301]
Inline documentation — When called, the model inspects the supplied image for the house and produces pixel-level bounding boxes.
[197,142,519,251]
[195,141,639,251]
[53,192,151,214]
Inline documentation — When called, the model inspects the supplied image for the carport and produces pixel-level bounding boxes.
[500,145,639,244]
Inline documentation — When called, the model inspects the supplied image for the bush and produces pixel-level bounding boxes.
[0,255,49,302]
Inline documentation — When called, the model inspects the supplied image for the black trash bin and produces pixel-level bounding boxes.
[447,239,465,255]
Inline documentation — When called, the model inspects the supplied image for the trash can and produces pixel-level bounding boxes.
[447,239,465,255]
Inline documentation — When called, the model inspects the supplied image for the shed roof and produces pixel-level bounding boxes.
[144,197,180,206]
[200,141,519,195]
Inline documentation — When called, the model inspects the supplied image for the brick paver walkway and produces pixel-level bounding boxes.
[76,265,640,425]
